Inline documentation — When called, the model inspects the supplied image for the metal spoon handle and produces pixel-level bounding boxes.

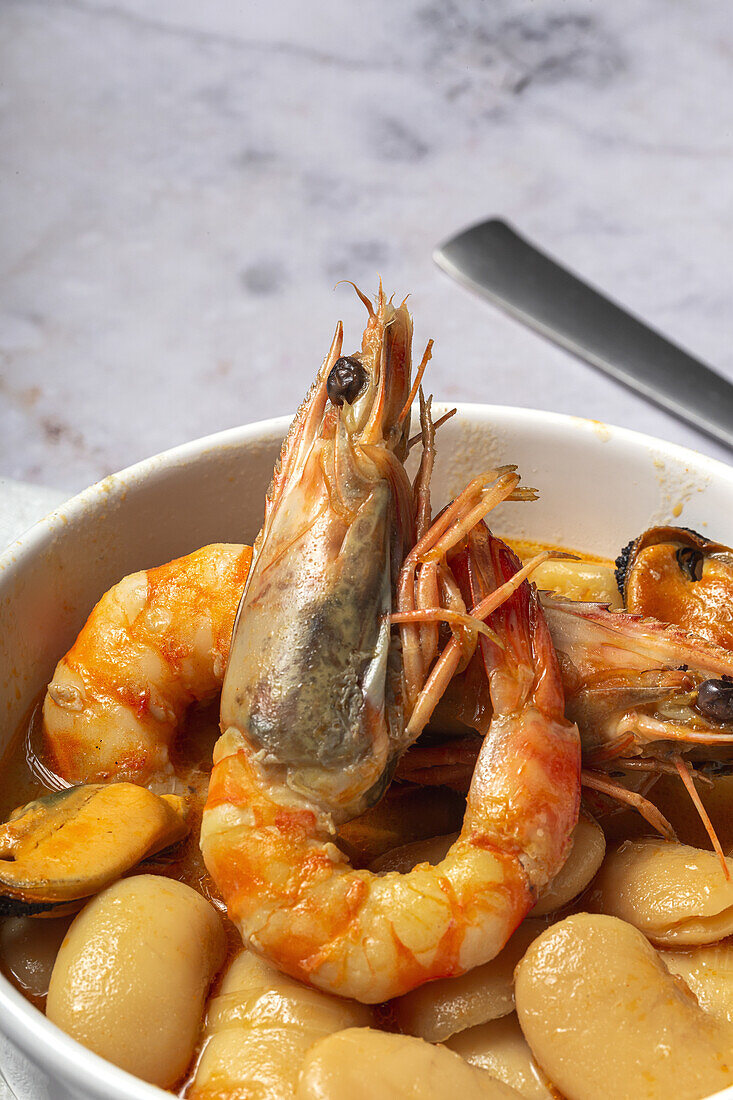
[435,218,733,450]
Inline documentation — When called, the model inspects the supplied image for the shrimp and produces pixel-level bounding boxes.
[407,588,733,847]
[200,288,580,1003]
[539,593,733,862]
[541,594,733,765]
[42,543,252,785]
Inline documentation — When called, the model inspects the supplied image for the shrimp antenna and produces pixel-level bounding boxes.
[672,755,729,880]
[399,339,434,423]
[334,280,375,317]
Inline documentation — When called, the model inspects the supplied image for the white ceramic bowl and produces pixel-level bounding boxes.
[1,405,732,1100]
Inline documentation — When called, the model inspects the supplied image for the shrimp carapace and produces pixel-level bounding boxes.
[542,594,733,766]
[220,289,416,824]
[542,593,733,866]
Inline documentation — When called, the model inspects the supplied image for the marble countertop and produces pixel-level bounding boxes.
[1,0,732,495]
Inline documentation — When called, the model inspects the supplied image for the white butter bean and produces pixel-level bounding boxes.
[190,950,371,1100]
[393,919,543,1043]
[515,913,733,1100]
[531,559,622,608]
[297,1028,523,1099]
[47,874,226,1089]
[530,814,605,917]
[446,1013,554,1100]
[663,940,733,1025]
[589,838,733,945]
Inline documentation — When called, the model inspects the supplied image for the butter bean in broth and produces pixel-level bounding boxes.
[662,940,733,1025]
[393,919,544,1043]
[189,950,372,1100]
[296,1028,523,1099]
[530,814,605,917]
[515,913,733,1100]
[446,1013,554,1100]
[589,838,733,946]
[46,875,226,1090]
[528,558,622,608]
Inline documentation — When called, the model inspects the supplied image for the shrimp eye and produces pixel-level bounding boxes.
[696,678,733,723]
[676,545,704,581]
[327,357,367,407]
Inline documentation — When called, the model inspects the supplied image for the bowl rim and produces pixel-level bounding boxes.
[3,404,733,581]
[1,403,732,1100]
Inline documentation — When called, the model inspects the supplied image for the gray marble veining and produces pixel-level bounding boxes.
[1,0,732,492]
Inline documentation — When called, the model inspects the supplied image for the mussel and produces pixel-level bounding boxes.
[0,783,189,916]
[616,526,733,726]
[616,526,733,652]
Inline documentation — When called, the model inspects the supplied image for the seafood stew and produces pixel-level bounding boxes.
[2,291,733,1100]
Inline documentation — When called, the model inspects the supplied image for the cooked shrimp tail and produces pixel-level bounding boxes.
[450,524,581,878]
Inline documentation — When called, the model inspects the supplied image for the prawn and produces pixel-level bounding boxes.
[542,594,733,866]
[43,543,252,785]
[0,545,251,914]
[404,589,733,856]
[541,593,733,768]
[200,288,580,1002]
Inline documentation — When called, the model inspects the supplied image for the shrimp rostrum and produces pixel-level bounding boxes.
[201,288,580,1003]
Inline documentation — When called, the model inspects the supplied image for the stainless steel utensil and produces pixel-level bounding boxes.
[434,218,733,449]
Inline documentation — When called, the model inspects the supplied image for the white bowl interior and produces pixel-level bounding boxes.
[1,405,732,1099]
